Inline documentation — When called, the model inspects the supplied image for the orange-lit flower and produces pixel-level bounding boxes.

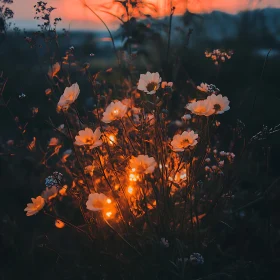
[48,62,60,78]
[84,164,95,176]
[161,81,173,88]
[102,101,127,123]
[130,155,157,174]
[186,99,215,116]
[57,83,80,111]
[138,72,161,95]
[55,219,65,229]
[171,130,198,152]
[206,94,230,114]
[24,196,45,216]
[74,128,103,149]
[86,193,109,212]
[49,137,59,146]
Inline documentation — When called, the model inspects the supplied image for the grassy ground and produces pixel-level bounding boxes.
[1,28,280,279]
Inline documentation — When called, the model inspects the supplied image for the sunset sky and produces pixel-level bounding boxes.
[11,0,280,30]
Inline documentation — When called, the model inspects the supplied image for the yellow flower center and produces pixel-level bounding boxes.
[113,109,119,115]
[146,82,158,92]
[85,137,93,144]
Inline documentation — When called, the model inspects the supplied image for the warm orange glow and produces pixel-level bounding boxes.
[106,211,112,217]
[59,185,68,196]
[55,219,65,229]
[107,198,112,204]
[128,186,133,194]
[129,173,139,182]
[13,0,280,31]
[108,135,116,145]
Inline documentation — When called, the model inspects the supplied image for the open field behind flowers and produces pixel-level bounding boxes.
[1,4,280,280]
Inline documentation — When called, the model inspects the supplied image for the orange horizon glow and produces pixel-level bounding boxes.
[12,0,280,30]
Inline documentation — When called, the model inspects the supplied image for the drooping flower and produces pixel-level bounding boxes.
[130,155,157,174]
[86,193,110,211]
[171,130,198,152]
[57,83,80,111]
[186,99,215,116]
[74,128,103,149]
[207,94,230,114]
[137,72,162,94]
[24,196,45,216]
[102,101,127,123]
[48,62,60,78]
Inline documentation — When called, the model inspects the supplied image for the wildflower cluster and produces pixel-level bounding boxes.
[205,49,234,65]
[23,62,234,249]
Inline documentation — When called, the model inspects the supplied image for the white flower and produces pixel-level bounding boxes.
[171,131,198,152]
[207,94,230,114]
[130,155,157,174]
[218,160,224,167]
[197,83,209,92]
[220,151,226,156]
[57,83,80,111]
[74,128,103,149]
[102,101,127,123]
[186,99,215,116]
[86,193,110,212]
[137,72,162,94]
[24,196,45,216]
